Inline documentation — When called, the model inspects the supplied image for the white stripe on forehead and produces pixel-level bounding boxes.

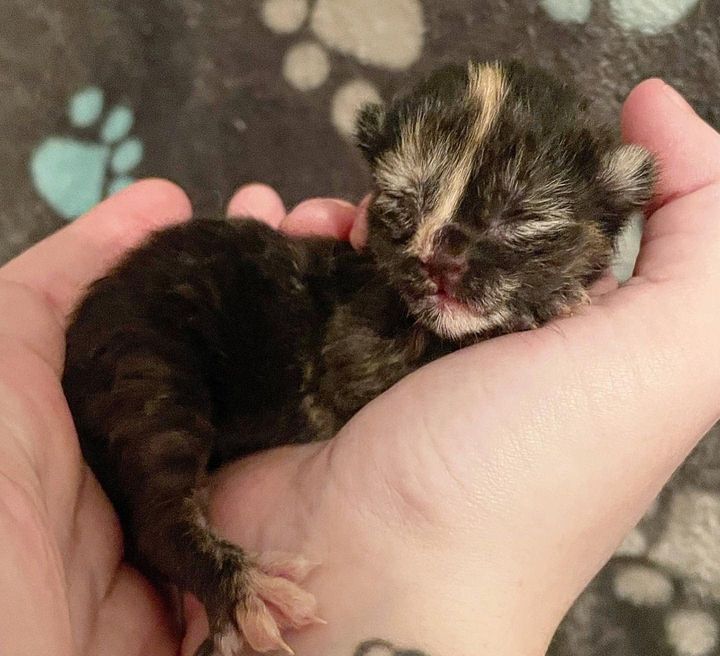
[388,61,509,261]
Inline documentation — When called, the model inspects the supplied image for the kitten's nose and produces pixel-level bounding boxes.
[422,253,468,294]
[421,225,471,294]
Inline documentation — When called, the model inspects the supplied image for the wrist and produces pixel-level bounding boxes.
[267,474,558,656]
[288,542,554,656]
[208,446,558,656]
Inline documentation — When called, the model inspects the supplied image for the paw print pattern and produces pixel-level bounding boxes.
[609,559,720,656]
[607,487,720,656]
[648,488,720,601]
[540,0,702,35]
[260,0,425,137]
[666,610,719,656]
[31,87,144,220]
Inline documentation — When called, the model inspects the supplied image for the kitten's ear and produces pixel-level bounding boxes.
[354,102,387,163]
[599,144,657,214]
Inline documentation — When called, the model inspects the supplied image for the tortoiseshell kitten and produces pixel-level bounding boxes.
[62,61,655,656]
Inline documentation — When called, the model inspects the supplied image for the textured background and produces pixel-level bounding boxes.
[3,1,720,654]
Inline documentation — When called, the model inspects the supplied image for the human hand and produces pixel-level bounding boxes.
[188,80,720,656]
[2,77,717,656]
[0,180,192,656]
[0,175,374,656]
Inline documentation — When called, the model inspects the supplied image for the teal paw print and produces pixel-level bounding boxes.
[31,87,144,220]
[540,0,701,34]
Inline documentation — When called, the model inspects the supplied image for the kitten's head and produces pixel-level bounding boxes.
[355,61,655,341]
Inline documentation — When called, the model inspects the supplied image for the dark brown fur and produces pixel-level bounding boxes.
[62,61,655,655]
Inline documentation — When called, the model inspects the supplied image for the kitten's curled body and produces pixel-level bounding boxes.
[63,61,656,655]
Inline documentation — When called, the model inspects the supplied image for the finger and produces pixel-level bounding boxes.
[620,82,720,285]
[281,199,356,240]
[227,183,286,228]
[181,593,210,656]
[349,194,372,250]
[622,79,720,208]
[0,178,192,321]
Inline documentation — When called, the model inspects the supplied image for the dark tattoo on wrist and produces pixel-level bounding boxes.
[354,639,429,656]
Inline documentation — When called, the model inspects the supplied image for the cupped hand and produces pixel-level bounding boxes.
[196,80,720,656]
[1,78,718,656]
[0,178,364,656]
[0,180,191,656]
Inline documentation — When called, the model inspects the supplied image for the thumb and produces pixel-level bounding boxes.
[622,79,720,207]
[621,80,720,285]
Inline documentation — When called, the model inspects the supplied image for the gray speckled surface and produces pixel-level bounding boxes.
[3,1,720,653]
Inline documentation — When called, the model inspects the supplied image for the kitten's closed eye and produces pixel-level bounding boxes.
[372,191,419,243]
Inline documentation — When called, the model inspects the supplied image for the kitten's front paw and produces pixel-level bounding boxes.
[199,551,323,656]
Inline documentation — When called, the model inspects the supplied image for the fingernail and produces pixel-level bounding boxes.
[358,193,373,211]
[290,198,354,216]
[662,83,696,116]
[324,199,355,210]
[350,206,368,250]
[227,183,286,227]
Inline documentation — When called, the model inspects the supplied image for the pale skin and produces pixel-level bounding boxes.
[1,79,718,656]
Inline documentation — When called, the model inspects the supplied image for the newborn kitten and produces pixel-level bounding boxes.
[62,61,655,656]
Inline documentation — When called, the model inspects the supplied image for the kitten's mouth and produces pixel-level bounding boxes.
[428,290,469,311]
[400,277,502,339]
[409,284,478,316]
[423,276,474,311]
[402,270,481,320]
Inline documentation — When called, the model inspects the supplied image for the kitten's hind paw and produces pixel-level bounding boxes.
[198,552,323,656]
[241,552,325,652]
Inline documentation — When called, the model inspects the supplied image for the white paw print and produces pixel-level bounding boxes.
[649,488,720,600]
[540,0,701,34]
[609,488,720,656]
[260,0,425,136]
[666,610,720,656]
[611,560,720,655]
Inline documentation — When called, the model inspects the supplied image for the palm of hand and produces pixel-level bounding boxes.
[0,229,180,654]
